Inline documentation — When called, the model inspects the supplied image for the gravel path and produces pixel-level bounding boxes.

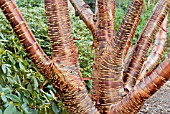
[139,80,170,114]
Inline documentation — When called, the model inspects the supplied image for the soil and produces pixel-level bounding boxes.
[139,80,170,114]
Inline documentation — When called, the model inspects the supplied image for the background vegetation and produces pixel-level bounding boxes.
[0,0,169,113]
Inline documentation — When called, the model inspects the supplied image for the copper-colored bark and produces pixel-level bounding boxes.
[95,0,143,113]
[124,0,170,91]
[91,1,115,110]
[114,0,143,51]
[0,0,51,76]
[123,6,143,60]
[44,0,82,80]
[110,54,170,114]
[136,14,168,84]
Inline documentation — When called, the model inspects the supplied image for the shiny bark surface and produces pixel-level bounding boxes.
[124,0,170,91]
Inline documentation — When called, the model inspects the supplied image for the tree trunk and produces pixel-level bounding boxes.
[0,0,170,114]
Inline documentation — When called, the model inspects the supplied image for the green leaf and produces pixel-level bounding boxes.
[0,109,2,114]
[5,64,11,67]
[0,33,5,40]
[52,102,60,114]
[2,64,6,74]
[19,61,25,70]
[27,84,32,92]
[0,48,4,54]
[1,93,7,103]
[6,67,12,76]
[49,90,55,97]
[6,94,20,103]
[4,104,16,114]
[57,101,63,107]
[14,76,21,84]
[14,110,22,114]
[0,85,2,93]
[31,109,38,114]
[7,53,16,64]
[1,64,11,74]
[7,77,14,84]
[3,88,9,94]
[21,103,29,113]
[33,77,38,91]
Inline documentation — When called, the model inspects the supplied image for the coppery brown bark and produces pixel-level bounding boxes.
[124,0,170,92]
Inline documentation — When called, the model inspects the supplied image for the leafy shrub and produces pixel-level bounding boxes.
[0,7,65,114]
[15,0,44,7]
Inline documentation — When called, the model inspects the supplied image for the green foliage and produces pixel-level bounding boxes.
[0,6,65,114]
[15,0,44,8]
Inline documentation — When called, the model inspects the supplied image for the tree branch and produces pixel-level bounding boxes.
[91,0,116,112]
[136,14,168,85]
[0,0,51,77]
[106,0,144,90]
[69,0,95,36]
[123,6,143,60]
[44,1,99,113]
[110,54,170,113]
[44,0,82,79]
[123,45,136,81]
[92,0,143,113]
[124,0,170,92]
[113,0,143,52]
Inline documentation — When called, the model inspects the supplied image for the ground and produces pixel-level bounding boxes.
[139,80,170,114]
